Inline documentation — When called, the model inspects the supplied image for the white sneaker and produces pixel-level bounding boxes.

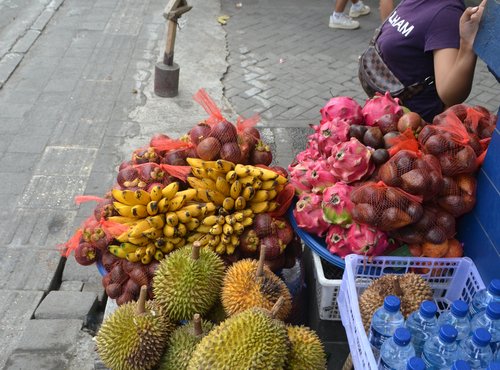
[349,2,371,18]
[329,14,360,29]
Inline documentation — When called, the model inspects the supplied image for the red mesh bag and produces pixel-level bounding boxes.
[437,174,477,217]
[116,162,190,189]
[378,149,443,200]
[386,128,420,157]
[419,111,478,176]
[350,181,423,231]
[390,204,455,245]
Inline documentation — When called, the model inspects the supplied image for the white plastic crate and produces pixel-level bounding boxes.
[311,251,343,321]
[337,255,486,370]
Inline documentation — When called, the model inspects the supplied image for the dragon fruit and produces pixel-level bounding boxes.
[320,96,363,125]
[322,182,354,226]
[328,138,375,183]
[316,118,351,156]
[346,223,390,257]
[325,225,351,257]
[293,192,330,236]
[362,92,404,127]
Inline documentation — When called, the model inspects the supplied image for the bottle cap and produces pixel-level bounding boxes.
[487,362,500,370]
[451,300,468,318]
[406,357,426,370]
[439,324,458,343]
[420,300,437,318]
[472,327,491,347]
[393,327,411,346]
[452,360,472,370]
[488,279,500,296]
[384,295,401,313]
[486,301,500,320]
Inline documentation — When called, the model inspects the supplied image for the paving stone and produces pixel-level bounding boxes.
[60,281,84,291]
[12,30,42,54]
[4,351,70,370]
[34,146,97,176]
[82,282,106,306]
[13,319,83,352]
[34,291,98,322]
[32,9,56,31]
[0,53,23,85]
[62,257,102,285]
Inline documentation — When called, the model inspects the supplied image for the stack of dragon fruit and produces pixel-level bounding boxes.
[289,92,497,259]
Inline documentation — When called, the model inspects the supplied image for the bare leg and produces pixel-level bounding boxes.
[335,0,350,13]
[380,0,394,20]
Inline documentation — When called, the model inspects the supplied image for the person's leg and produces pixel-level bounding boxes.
[330,0,360,29]
[349,0,371,18]
[380,0,394,20]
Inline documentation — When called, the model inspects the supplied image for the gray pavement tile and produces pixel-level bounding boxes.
[0,153,39,173]
[12,30,42,54]
[62,257,102,285]
[0,103,32,119]
[12,319,83,351]
[32,9,56,31]
[0,119,23,135]
[84,171,115,195]
[0,53,23,85]
[0,173,31,195]
[4,351,70,370]
[0,249,62,290]
[34,291,98,322]
[34,146,96,176]
[43,77,79,92]
[104,120,141,138]
[60,280,84,291]
[7,135,51,153]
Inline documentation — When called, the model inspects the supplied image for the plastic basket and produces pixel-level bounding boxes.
[337,254,486,370]
[311,251,343,321]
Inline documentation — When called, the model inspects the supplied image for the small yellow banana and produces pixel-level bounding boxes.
[109,245,128,258]
[209,235,221,247]
[187,232,204,243]
[215,242,226,255]
[260,180,277,190]
[253,179,263,190]
[159,242,175,254]
[230,180,242,199]
[128,235,150,246]
[119,242,138,253]
[239,176,255,186]
[154,250,164,261]
[267,201,278,212]
[134,246,147,259]
[216,215,226,225]
[250,201,269,214]
[226,170,237,183]
[196,189,210,203]
[128,220,151,238]
[111,189,137,206]
[201,215,218,226]
[113,202,134,217]
[221,234,231,244]
[106,216,136,225]
[176,189,197,201]
[175,209,192,223]
[146,201,159,216]
[186,157,215,169]
[234,164,250,177]
[134,189,151,205]
[230,234,240,246]
[115,230,131,243]
[191,167,209,179]
[200,177,217,191]
[146,214,165,229]
[222,197,235,211]
[126,252,141,262]
[252,190,270,203]
[209,224,223,236]
[149,185,163,202]
[206,189,225,205]
[242,209,253,217]
[241,216,253,227]
[198,234,212,247]
[177,223,187,237]
[187,177,208,190]
[275,174,288,185]
[161,182,180,200]
[215,176,230,196]
[145,244,157,257]
[204,202,217,213]
[233,222,245,235]
[181,203,203,218]
[196,225,212,234]
[143,227,162,240]
[226,243,236,255]
[131,204,148,217]
[186,218,200,231]
[165,212,179,227]
[206,168,226,181]
[141,254,152,265]
[168,194,187,211]
[242,186,255,201]
[158,198,170,213]
[234,196,246,210]
[223,223,233,236]
[225,215,236,225]
[215,159,235,172]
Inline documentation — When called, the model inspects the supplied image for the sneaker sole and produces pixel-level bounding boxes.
[329,22,360,30]
[349,9,371,18]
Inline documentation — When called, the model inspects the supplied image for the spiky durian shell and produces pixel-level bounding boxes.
[153,245,225,321]
[157,319,214,370]
[95,300,174,370]
[359,273,433,332]
[205,298,228,324]
[187,308,289,370]
[221,259,292,321]
[286,325,326,370]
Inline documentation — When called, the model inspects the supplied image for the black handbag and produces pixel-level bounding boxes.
[358,4,434,101]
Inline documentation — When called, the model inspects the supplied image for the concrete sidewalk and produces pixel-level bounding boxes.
[0,0,227,368]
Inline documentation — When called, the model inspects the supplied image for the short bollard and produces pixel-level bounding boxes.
[154,0,192,98]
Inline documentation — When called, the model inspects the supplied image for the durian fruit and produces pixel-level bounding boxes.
[359,273,433,332]
[157,313,214,370]
[221,245,292,321]
[95,286,175,370]
[286,325,326,370]
[187,298,290,370]
[153,242,225,321]
[205,297,227,324]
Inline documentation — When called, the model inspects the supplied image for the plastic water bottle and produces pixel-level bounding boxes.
[407,357,426,370]
[458,327,493,369]
[452,360,472,370]
[405,300,438,356]
[438,300,471,343]
[369,295,405,359]
[380,327,416,370]
[487,362,500,370]
[422,324,459,369]
[470,279,500,318]
[471,302,500,352]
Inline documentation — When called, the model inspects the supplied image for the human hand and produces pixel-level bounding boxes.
[460,0,487,48]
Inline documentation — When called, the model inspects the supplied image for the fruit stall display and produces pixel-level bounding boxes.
[289,92,497,263]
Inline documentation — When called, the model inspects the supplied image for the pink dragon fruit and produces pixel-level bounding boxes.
[293,192,330,237]
[328,138,375,183]
[322,182,354,226]
[325,224,351,257]
[316,118,351,156]
[320,96,363,125]
[346,223,390,257]
[362,92,404,126]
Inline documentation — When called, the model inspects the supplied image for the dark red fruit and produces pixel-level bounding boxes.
[189,123,212,145]
[209,120,238,144]
[105,283,122,299]
[349,124,368,142]
[397,112,424,134]
[250,140,272,165]
[197,137,222,160]
[274,218,294,245]
[372,149,390,165]
[363,127,384,149]
[74,242,97,266]
[253,214,274,238]
[376,114,399,134]
[239,229,260,257]
[220,142,242,163]
[259,235,285,260]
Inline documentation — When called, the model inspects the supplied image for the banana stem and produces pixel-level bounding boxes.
[137,285,148,315]
[193,313,203,336]
[192,241,201,260]
[271,296,284,318]
[256,244,266,278]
